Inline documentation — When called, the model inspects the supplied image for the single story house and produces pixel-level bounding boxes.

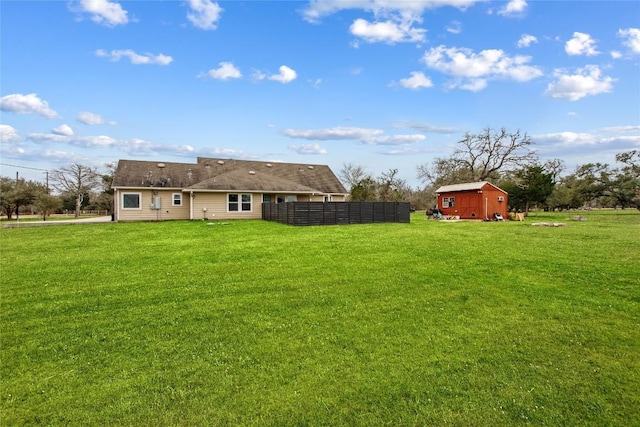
[112,157,349,221]
[435,181,508,220]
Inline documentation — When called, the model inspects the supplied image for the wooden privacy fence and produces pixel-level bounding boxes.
[262,202,411,226]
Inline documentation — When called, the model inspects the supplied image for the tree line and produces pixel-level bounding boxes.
[2,129,638,219]
[340,127,639,212]
[0,163,115,220]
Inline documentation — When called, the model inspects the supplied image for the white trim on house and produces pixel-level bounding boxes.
[121,192,143,210]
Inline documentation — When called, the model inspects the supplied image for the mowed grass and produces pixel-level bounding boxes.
[1,210,639,426]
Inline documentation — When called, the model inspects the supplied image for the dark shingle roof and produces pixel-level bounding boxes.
[112,158,347,194]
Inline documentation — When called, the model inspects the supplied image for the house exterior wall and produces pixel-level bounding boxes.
[192,192,263,220]
[115,189,190,222]
[115,189,349,222]
[437,184,507,219]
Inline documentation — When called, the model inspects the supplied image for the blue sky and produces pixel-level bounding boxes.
[1,0,639,187]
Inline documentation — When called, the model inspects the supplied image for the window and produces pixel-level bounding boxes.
[172,193,182,206]
[228,193,252,212]
[242,194,251,211]
[324,195,333,202]
[122,193,141,209]
[442,196,455,208]
[286,195,297,202]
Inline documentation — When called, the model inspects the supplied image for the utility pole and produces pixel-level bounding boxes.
[16,171,19,220]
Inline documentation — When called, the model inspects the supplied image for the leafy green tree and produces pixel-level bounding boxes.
[500,164,555,213]
[87,162,117,214]
[614,150,639,209]
[350,177,378,201]
[0,176,43,219]
[546,175,583,211]
[61,191,90,213]
[34,193,62,220]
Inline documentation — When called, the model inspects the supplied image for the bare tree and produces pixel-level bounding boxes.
[544,158,565,182]
[377,168,407,202]
[454,127,537,181]
[417,157,475,187]
[50,163,101,218]
[339,163,369,191]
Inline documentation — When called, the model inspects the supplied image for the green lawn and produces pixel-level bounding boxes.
[2,211,639,426]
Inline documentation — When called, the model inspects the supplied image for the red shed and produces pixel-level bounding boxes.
[435,181,508,220]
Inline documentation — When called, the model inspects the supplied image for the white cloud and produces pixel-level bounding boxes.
[268,65,297,84]
[533,128,640,161]
[187,0,223,30]
[0,93,58,118]
[458,79,488,92]
[75,0,128,26]
[301,0,479,24]
[309,78,323,88]
[0,125,21,143]
[287,143,327,155]
[69,135,119,148]
[536,131,597,146]
[618,28,640,55]
[77,111,114,125]
[393,121,457,134]
[301,1,481,45]
[283,126,424,146]
[362,134,426,145]
[517,34,537,48]
[446,20,461,35]
[349,18,426,44]
[204,62,242,80]
[601,125,640,133]
[52,124,74,136]
[422,45,543,91]
[251,70,267,81]
[565,32,599,56]
[282,127,383,141]
[26,133,72,144]
[96,49,173,65]
[398,71,433,90]
[610,50,623,59]
[545,65,615,101]
[379,147,428,155]
[498,0,527,16]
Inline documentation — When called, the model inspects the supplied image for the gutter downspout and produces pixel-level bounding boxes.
[190,191,194,220]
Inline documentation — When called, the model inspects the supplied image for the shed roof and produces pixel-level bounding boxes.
[436,181,507,193]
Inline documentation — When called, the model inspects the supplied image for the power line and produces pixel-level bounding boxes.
[0,163,49,172]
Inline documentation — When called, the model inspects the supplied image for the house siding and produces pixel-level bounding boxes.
[116,189,190,222]
[192,192,262,220]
